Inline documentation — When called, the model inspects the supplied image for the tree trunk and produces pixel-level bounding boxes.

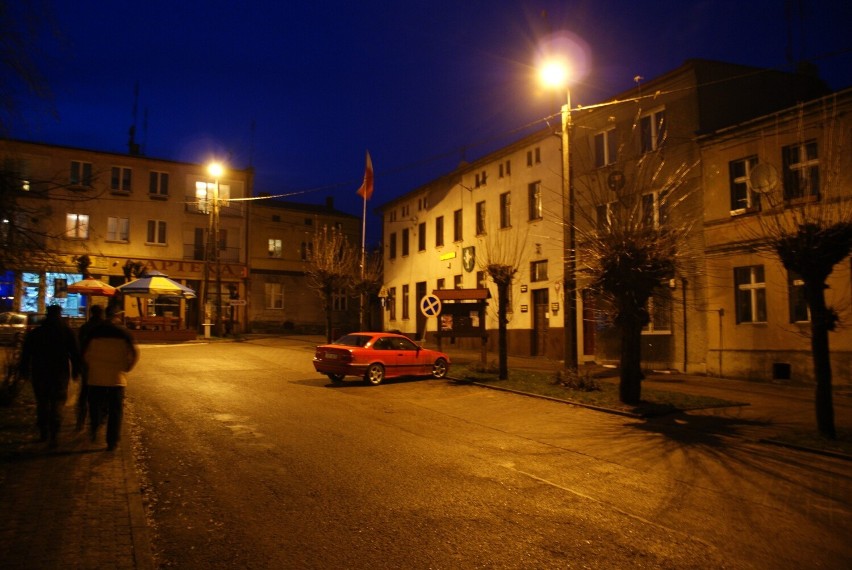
[497,282,509,380]
[806,281,836,439]
[618,314,643,404]
[325,284,334,344]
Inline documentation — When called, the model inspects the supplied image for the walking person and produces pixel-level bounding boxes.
[84,307,138,451]
[18,305,82,448]
[76,304,104,430]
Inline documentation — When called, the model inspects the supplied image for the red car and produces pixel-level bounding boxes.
[313,332,450,385]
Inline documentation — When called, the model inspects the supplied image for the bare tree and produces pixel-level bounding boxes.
[575,118,698,404]
[749,96,852,439]
[477,231,527,380]
[304,224,358,343]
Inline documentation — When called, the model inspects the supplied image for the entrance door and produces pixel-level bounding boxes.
[531,288,549,356]
[415,281,427,340]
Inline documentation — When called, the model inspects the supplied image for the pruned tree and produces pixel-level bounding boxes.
[575,112,698,404]
[304,224,358,342]
[748,96,852,439]
[478,230,526,380]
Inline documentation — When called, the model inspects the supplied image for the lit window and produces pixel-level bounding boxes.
[66,213,89,239]
[268,238,282,258]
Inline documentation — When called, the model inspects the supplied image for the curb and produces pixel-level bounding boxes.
[123,414,156,569]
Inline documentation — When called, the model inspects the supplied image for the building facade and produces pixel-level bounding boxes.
[0,139,251,329]
[246,197,361,334]
[699,89,852,381]
[379,60,836,380]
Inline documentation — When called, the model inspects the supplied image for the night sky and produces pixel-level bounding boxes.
[6,1,851,243]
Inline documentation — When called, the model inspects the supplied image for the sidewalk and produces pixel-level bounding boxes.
[0,382,154,570]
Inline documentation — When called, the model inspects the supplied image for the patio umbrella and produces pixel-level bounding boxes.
[67,277,117,297]
[116,273,196,298]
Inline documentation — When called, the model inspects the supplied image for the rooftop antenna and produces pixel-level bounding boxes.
[128,81,141,155]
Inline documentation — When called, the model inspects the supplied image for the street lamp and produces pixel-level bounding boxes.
[206,162,224,337]
[540,59,578,370]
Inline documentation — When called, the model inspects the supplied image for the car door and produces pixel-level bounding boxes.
[392,336,429,376]
[371,337,400,376]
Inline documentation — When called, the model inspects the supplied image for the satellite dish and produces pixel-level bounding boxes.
[748,163,778,194]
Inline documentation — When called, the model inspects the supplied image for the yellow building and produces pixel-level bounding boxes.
[246,197,361,333]
[0,139,251,331]
[380,60,833,379]
[699,88,852,382]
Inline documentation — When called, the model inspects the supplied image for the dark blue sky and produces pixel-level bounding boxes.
[8,0,851,240]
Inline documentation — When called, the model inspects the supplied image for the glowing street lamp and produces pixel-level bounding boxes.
[539,58,578,370]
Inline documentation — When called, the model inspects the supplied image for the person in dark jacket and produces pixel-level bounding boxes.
[76,304,104,430]
[19,305,82,448]
[85,307,138,451]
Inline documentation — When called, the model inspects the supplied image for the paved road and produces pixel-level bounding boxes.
[129,337,852,569]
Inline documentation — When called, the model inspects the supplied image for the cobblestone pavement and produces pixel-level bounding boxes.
[0,381,153,570]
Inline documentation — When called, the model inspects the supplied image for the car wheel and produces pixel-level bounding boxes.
[328,373,345,384]
[364,363,385,386]
[432,358,448,379]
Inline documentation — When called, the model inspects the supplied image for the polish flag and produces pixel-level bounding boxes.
[356,151,374,200]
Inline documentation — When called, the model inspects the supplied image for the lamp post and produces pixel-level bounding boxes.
[207,162,224,337]
[540,61,578,370]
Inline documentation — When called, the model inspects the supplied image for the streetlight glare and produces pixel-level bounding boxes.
[539,60,571,90]
[208,162,223,178]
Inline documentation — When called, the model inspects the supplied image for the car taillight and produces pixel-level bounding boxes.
[340,351,353,363]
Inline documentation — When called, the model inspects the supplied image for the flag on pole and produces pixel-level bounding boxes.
[356,151,374,200]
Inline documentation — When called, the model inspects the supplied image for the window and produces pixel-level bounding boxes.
[730,156,760,213]
[527,147,541,166]
[149,171,169,197]
[643,287,673,333]
[268,238,282,257]
[265,282,284,309]
[146,220,166,244]
[528,182,542,221]
[437,278,445,290]
[70,161,93,187]
[218,229,228,252]
[107,216,129,242]
[401,204,410,217]
[476,271,487,288]
[475,170,487,187]
[195,181,211,213]
[402,284,410,319]
[66,213,89,239]
[499,160,511,177]
[499,192,511,229]
[475,201,486,235]
[301,241,313,261]
[453,209,463,242]
[530,260,548,282]
[111,166,132,192]
[435,216,444,247]
[417,196,428,210]
[735,265,766,323]
[401,228,410,256]
[305,218,313,226]
[783,140,819,201]
[389,232,397,259]
[640,108,666,153]
[788,271,809,323]
[454,274,463,289]
[642,190,669,229]
[388,287,397,320]
[418,222,426,251]
[332,289,348,311]
[596,201,621,233]
[594,128,617,167]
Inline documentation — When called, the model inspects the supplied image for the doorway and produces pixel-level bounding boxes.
[415,281,427,340]
[531,288,549,356]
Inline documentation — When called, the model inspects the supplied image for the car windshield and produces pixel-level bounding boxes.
[334,334,372,348]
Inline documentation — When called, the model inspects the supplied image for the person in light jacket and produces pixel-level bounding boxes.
[84,308,138,451]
